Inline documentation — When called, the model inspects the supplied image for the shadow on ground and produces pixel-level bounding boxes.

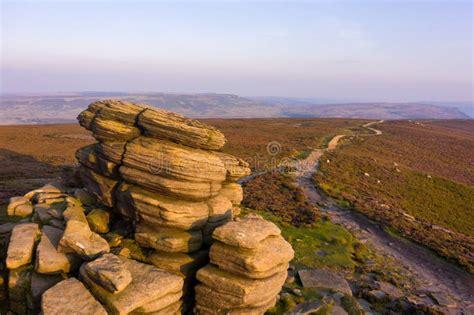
[0,149,75,205]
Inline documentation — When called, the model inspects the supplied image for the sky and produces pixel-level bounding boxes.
[1,0,473,102]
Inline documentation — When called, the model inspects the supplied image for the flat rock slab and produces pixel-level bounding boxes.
[24,182,66,200]
[287,300,323,314]
[41,278,107,315]
[298,269,352,296]
[6,223,41,269]
[147,249,208,278]
[115,183,209,229]
[84,253,132,293]
[7,196,32,217]
[196,264,286,308]
[376,281,403,300]
[135,224,202,253]
[36,225,80,274]
[137,106,226,150]
[60,206,110,259]
[80,257,183,314]
[212,214,281,249]
[210,235,294,279]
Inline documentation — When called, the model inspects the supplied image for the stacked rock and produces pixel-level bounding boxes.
[75,100,251,310]
[194,214,294,314]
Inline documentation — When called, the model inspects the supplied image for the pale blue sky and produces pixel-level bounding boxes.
[1,0,473,101]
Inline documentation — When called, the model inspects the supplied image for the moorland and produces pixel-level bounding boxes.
[1,117,473,313]
[315,120,474,271]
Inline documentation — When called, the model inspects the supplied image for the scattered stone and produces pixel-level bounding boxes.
[298,269,352,296]
[6,223,41,269]
[80,257,183,314]
[41,278,107,315]
[330,305,349,315]
[36,225,81,274]
[367,290,387,302]
[7,196,32,217]
[86,208,110,233]
[288,300,323,314]
[84,253,132,293]
[429,292,457,308]
[292,288,303,297]
[59,206,110,260]
[376,281,403,300]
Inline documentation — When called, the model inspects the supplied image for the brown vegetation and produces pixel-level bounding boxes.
[207,118,366,171]
[242,172,319,226]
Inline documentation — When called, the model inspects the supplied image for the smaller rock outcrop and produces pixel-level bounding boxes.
[80,256,183,314]
[194,214,294,314]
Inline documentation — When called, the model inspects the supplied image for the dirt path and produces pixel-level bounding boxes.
[296,122,474,313]
[362,120,384,135]
[241,120,474,312]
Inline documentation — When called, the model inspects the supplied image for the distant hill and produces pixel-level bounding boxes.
[0,92,469,124]
[280,102,470,119]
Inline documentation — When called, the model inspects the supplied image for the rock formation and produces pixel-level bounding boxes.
[0,100,290,315]
[195,215,294,314]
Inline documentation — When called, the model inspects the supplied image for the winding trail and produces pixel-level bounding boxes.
[243,120,474,313]
[296,121,474,313]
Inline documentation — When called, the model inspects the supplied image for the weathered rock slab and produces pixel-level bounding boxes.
[84,253,132,293]
[115,183,208,229]
[210,235,294,279]
[196,264,286,307]
[59,206,110,259]
[298,269,352,296]
[135,223,202,253]
[6,223,41,269]
[7,196,32,217]
[36,225,81,274]
[212,214,281,249]
[41,278,107,315]
[147,249,208,278]
[138,107,226,150]
[80,257,183,314]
